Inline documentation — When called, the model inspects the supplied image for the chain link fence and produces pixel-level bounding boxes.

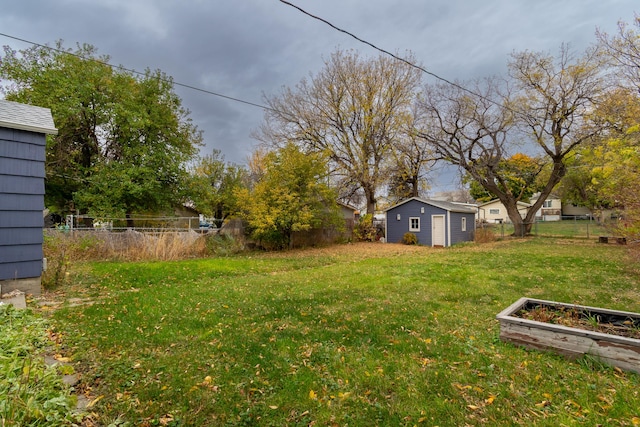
[478,217,613,239]
[54,214,219,233]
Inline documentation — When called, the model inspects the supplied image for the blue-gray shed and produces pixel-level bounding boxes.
[384,198,476,247]
[0,99,57,296]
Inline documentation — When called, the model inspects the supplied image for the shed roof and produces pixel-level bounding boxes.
[385,197,477,214]
[0,99,58,135]
[337,201,359,211]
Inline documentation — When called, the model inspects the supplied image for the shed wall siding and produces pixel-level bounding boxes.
[449,212,476,245]
[0,127,45,281]
[386,201,447,246]
[0,261,43,281]
[386,199,476,247]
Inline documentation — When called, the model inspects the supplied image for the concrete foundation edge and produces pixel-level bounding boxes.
[0,276,42,297]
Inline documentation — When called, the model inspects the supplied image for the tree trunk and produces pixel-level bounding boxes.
[287,229,294,250]
[126,212,135,229]
[411,174,419,198]
[503,202,531,237]
[364,185,376,216]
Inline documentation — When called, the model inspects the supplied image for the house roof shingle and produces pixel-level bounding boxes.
[0,99,57,135]
[384,197,477,214]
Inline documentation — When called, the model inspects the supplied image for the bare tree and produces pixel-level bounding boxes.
[387,104,435,203]
[595,16,640,238]
[417,46,608,235]
[416,78,524,227]
[256,49,421,214]
[597,16,640,91]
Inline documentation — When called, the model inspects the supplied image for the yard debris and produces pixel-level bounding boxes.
[1,289,25,299]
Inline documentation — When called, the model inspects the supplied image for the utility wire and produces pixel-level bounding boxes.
[278,0,515,112]
[0,32,278,113]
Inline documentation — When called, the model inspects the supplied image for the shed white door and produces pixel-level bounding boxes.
[432,215,445,247]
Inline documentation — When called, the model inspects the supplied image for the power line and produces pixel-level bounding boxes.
[278,0,515,113]
[0,32,277,113]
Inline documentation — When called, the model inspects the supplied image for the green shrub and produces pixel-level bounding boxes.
[354,214,377,242]
[204,233,245,256]
[401,232,418,245]
[0,305,81,426]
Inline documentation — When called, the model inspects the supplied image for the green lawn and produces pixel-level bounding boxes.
[49,239,640,426]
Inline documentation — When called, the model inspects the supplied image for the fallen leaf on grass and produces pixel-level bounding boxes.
[535,400,551,408]
[53,354,71,363]
[159,414,174,426]
[87,395,104,408]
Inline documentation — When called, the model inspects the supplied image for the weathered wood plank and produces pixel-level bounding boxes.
[497,297,640,374]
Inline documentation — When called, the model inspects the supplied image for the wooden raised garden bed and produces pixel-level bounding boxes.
[497,297,640,374]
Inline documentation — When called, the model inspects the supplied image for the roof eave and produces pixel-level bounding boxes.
[0,120,58,135]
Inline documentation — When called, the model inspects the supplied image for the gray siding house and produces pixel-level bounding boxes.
[0,100,57,296]
[385,198,476,247]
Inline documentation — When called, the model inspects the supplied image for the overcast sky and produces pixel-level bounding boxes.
[1,1,637,192]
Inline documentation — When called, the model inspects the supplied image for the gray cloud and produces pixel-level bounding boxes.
[1,0,637,190]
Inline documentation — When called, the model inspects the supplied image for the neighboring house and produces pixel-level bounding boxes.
[477,199,531,224]
[338,201,359,224]
[531,193,562,221]
[338,201,359,239]
[290,201,358,247]
[562,203,616,222]
[384,197,476,247]
[0,99,57,296]
[562,202,592,218]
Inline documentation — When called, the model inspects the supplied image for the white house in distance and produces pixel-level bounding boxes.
[531,193,562,221]
[476,199,531,223]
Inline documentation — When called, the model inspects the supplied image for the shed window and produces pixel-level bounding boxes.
[409,217,420,232]
[543,200,552,208]
[489,208,500,215]
[461,217,467,232]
